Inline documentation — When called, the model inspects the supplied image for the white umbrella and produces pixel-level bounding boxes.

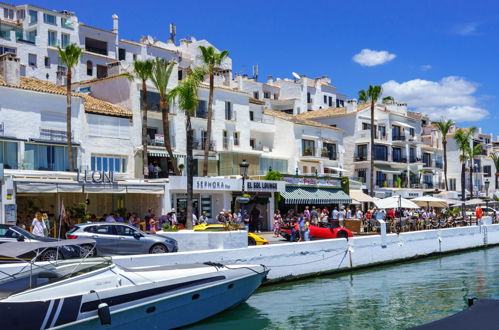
[464,198,485,206]
[374,196,419,209]
[411,196,449,208]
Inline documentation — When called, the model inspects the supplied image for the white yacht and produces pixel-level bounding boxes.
[0,240,268,329]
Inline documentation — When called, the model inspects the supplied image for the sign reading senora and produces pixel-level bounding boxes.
[77,170,115,183]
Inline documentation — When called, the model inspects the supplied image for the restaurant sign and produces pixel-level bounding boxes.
[77,170,115,184]
[246,180,280,191]
[281,176,341,188]
[195,178,234,190]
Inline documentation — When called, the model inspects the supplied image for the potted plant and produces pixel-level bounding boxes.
[178,163,185,175]
[305,146,313,154]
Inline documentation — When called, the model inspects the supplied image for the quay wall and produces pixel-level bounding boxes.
[113,224,499,283]
[156,230,247,251]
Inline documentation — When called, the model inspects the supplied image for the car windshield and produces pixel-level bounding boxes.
[4,226,35,239]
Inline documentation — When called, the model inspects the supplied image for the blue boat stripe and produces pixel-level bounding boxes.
[44,299,60,329]
[50,298,64,328]
[40,299,55,330]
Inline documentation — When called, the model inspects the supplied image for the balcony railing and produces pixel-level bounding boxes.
[193,139,214,151]
[392,135,406,141]
[253,145,272,152]
[355,154,368,161]
[409,157,421,163]
[40,128,70,142]
[85,46,108,56]
[358,131,388,141]
[435,162,443,169]
[392,157,407,163]
[302,149,315,156]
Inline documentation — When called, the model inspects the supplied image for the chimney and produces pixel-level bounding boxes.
[0,53,20,85]
[346,99,357,113]
[267,75,273,84]
[112,14,119,34]
[168,23,176,44]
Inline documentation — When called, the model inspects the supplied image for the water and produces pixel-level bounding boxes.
[188,246,499,329]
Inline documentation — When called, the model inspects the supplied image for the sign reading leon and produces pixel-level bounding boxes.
[77,170,115,183]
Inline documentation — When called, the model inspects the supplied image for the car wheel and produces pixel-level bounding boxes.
[336,230,349,239]
[149,244,168,254]
[39,249,63,262]
[79,244,96,258]
[248,237,256,246]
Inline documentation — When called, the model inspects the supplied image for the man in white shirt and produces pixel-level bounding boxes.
[338,207,346,227]
[355,208,363,220]
[105,214,115,222]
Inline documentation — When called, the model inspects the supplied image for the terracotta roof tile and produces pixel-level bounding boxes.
[249,97,265,105]
[0,76,131,118]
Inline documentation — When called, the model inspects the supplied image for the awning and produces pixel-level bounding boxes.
[148,150,186,159]
[16,183,57,193]
[83,184,127,194]
[127,185,164,194]
[350,190,378,203]
[281,186,352,204]
[324,166,349,172]
[57,184,83,193]
[392,121,414,129]
[376,165,402,175]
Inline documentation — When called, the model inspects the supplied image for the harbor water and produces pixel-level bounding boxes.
[188,246,499,329]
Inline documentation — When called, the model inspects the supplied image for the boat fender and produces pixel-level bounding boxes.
[98,303,111,325]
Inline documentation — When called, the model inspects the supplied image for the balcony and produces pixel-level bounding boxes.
[392,135,406,141]
[223,137,230,150]
[435,161,443,169]
[358,131,388,141]
[193,139,214,151]
[302,148,315,157]
[354,153,368,161]
[392,157,407,163]
[40,128,70,142]
[321,151,337,160]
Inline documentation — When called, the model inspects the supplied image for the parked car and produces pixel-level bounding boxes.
[248,232,269,246]
[193,223,269,246]
[66,222,177,256]
[0,224,82,262]
[279,223,353,241]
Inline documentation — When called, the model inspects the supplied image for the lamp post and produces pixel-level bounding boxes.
[485,179,490,198]
[240,159,249,194]
[239,159,250,229]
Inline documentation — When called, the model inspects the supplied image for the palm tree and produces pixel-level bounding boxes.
[57,43,82,172]
[199,46,229,176]
[432,120,454,190]
[466,144,482,198]
[357,85,388,197]
[150,59,179,175]
[382,96,394,104]
[129,60,153,178]
[453,127,477,201]
[168,67,206,229]
[490,153,499,191]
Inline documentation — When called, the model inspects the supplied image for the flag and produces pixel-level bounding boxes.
[58,199,66,240]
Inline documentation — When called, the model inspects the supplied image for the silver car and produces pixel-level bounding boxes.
[66,222,177,256]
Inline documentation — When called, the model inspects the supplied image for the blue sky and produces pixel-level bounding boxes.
[12,0,499,133]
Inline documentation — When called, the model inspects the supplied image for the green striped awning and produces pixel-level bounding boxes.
[281,186,352,204]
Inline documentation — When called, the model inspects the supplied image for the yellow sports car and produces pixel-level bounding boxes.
[193,224,269,246]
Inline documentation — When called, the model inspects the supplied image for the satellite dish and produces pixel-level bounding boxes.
[292,72,301,80]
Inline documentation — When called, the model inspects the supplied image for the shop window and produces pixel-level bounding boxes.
[24,144,76,171]
[91,155,126,173]
[0,140,18,169]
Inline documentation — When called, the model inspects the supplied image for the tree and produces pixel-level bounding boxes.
[490,153,499,191]
[168,67,206,229]
[57,43,82,172]
[432,120,454,190]
[150,59,179,175]
[357,85,390,197]
[453,127,477,201]
[199,46,229,176]
[466,144,482,198]
[129,60,153,178]
[382,96,394,104]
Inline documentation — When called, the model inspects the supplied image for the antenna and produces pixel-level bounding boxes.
[169,23,176,43]
[292,72,301,80]
[252,64,259,81]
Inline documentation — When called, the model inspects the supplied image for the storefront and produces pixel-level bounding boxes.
[166,176,284,229]
[1,170,167,228]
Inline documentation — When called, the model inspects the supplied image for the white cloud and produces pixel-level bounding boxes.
[453,23,479,36]
[420,64,432,71]
[352,49,396,67]
[382,76,489,122]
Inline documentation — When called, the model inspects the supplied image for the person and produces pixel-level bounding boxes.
[298,213,305,242]
[144,208,153,222]
[374,208,386,228]
[304,206,311,221]
[346,208,352,220]
[199,211,209,224]
[192,213,198,227]
[233,210,242,226]
[115,213,124,223]
[331,207,339,221]
[338,207,346,227]
[89,214,97,222]
[105,213,115,222]
[476,206,483,225]
[273,211,282,237]
[99,214,107,222]
[355,208,363,220]
[387,208,395,221]
[304,217,311,241]
[153,162,161,178]
[242,210,250,231]
[149,215,157,233]
[217,211,227,224]
[31,212,46,237]
[310,207,319,224]
[250,207,261,233]
[42,213,50,237]
[170,209,177,226]
[148,163,155,179]
[320,209,329,223]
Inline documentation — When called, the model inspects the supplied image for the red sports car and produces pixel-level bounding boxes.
[279,223,353,241]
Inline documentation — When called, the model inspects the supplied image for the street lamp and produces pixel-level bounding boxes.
[485,179,490,197]
[240,159,249,193]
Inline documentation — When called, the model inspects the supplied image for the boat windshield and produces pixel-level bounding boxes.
[0,257,112,298]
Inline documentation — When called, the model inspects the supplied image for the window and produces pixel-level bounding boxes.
[392,147,403,162]
[225,101,232,120]
[115,225,136,236]
[133,53,137,61]
[392,125,402,139]
[27,29,37,43]
[376,171,387,187]
[423,153,432,167]
[178,69,183,81]
[223,130,229,149]
[307,92,311,103]
[29,10,37,24]
[322,143,337,160]
[374,145,388,161]
[302,139,315,156]
[20,65,26,76]
[409,127,415,137]
[86,60,93,76]
[253,91,259,99]
[43,13,57,25]
[249,111,254,121]
[449,178,456,191]
[329,96,333,107]
[24,144,76,171]
[96,64,107,78]
[274,93,278,100]
[356,169,367,183]
[264,91,270,99]
[0,140,18,169]
[0,46,16,55]
[3,8,14,20]
[85,37,108,56]
[17,9,25,20]
[195,100,208,118]
[362,122,372,130]
[61,17,73,28]
[323,95,327,104]
[484,165,492,177]
[47,30,57,46]
[250,138,256,149]
[201,130,208,149]
[140,91,160,111]
[234,132,240,146]
[95,225,115,235]
[44,56,50,68]
[259,158,287,174]
[91,155,127,173]
[356,144,368,161]
[118,48,126,61]
[28,53,36,67]
[409,148,416,162]
[61,33,70,48]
